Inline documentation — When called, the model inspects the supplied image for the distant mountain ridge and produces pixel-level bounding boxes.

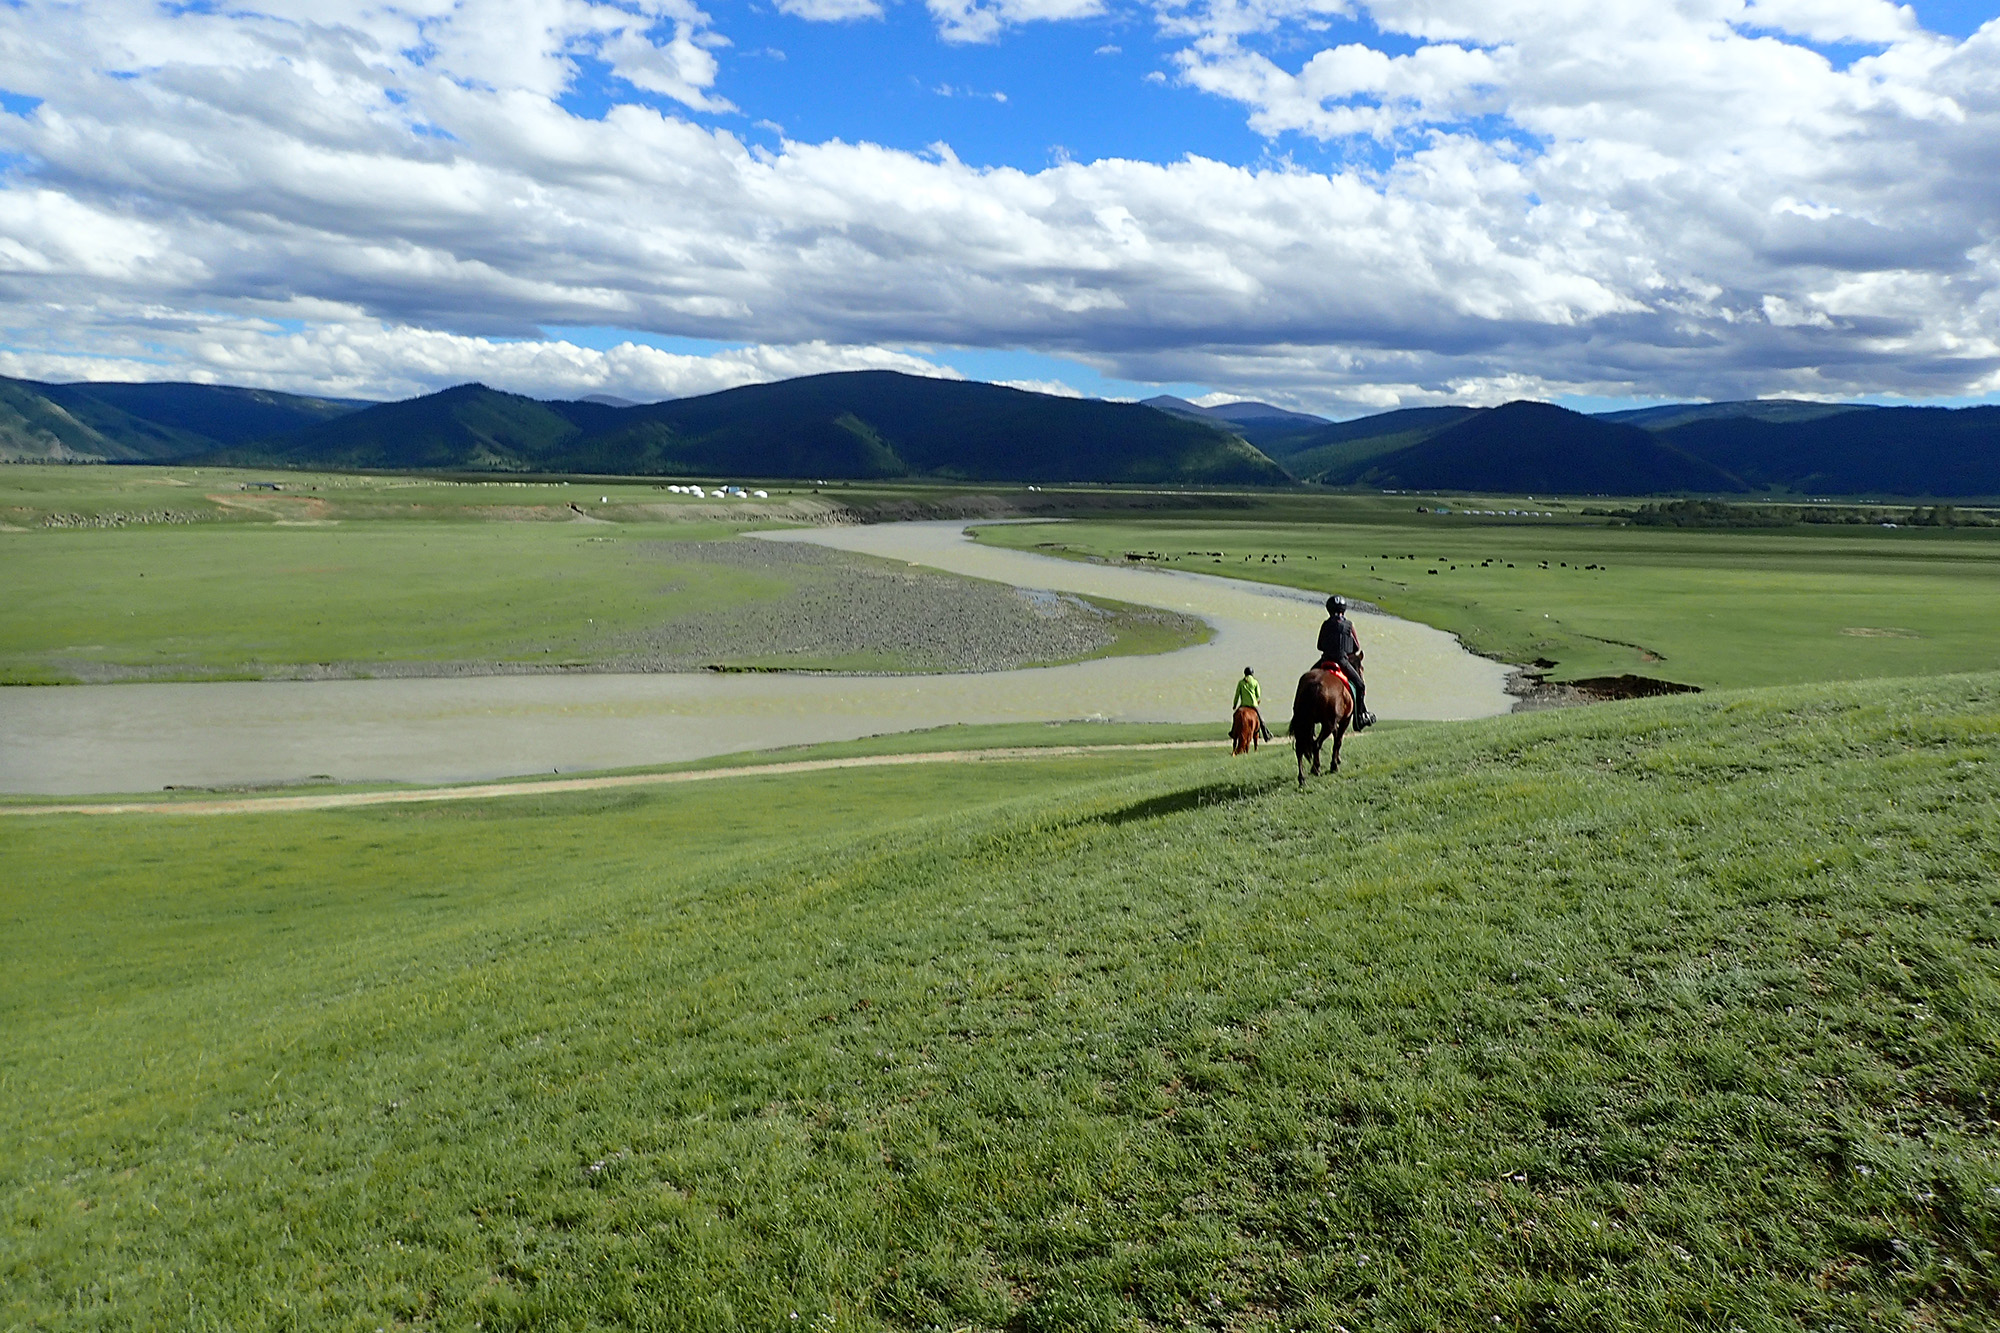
[1315,401,1740,494]
[207,372,1290,486]
[1218,397,1998,497]
[1595,399,1876,431]
[1140,394,1330,450]
[1,371,1994,495]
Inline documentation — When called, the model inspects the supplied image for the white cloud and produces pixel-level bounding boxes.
[934,83,1010,101]
[0,317,961,401]
[925,0,1106,45]
[1740,0,1918,46]
[776,0,885,21]
[997,377,1085,396]
[0,0,1994,410]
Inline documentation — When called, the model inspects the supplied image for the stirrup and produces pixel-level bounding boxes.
[1356,711,1376,729]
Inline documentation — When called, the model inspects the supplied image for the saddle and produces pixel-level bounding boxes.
[1313,661,1351,689]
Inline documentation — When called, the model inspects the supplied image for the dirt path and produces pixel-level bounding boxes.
[1,740,1218,817]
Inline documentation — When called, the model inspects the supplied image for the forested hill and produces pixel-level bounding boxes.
[551,372,1288,485]
[0,371,1286,486]
[1313,401,1742,494]
[1257,398,2000,497]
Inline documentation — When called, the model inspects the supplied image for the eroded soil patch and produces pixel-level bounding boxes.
[1509,669,1702,710]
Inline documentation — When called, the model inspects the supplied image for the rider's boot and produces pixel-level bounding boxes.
[1352,677,1375,729]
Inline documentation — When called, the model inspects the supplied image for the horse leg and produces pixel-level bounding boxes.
[1328,714,1350,773]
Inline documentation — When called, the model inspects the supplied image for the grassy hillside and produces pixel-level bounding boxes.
[4,675,1995,1329]
[976,511,2000,688]
[0,379,156,462]
[0,376,360,462]
[51,381,363,447]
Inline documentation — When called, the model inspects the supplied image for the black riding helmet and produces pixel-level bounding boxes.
[1326,596,1346,614]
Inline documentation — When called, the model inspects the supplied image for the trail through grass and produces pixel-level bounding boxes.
[4,676,1996,1330]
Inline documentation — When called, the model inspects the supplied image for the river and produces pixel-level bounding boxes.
[0,521,1513,794]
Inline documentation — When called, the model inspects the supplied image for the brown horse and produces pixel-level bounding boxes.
[1287,666,1355,786]
[1230,705,1262,755]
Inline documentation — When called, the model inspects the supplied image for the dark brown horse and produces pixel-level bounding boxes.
[1287,666,1355,786]
[1230,705,1263,755]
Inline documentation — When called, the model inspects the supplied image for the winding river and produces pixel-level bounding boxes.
[0,521,1513,794]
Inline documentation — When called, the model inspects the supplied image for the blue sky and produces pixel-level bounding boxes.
[572,4,1334,169]
[572,1,2000,170]
[556,0,2000,413]
[0,0,1996,412]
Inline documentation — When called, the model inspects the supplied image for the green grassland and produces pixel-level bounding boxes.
[5,675,1996,1330]
[975,505,2000,689]
[0,463,785,524]
[0,468,1200,682]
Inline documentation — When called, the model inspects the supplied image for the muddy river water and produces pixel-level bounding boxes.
[0,521,1514,794]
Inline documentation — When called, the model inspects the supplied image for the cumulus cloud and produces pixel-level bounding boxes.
[926,0,1107,45]
[997,377,1086,396]
[0,316,961,401]
[0,0,1995,409]
[776,0,885,21]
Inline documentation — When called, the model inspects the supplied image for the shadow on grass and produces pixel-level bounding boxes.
[1087,776,1284,828]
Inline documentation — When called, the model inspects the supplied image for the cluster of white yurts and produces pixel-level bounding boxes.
[664,484,769,499]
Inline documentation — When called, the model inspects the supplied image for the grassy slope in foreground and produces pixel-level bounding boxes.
[5,675,1997,1330]
[975,514,2000,689]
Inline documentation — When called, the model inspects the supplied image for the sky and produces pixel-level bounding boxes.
[0,0,1996,415]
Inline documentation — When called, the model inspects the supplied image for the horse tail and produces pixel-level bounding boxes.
[1287,673,1319,740]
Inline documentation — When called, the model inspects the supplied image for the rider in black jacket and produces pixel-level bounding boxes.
[1316,596,1375,728]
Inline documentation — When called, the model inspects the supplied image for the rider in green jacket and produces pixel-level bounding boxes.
[1234,667,1270,740]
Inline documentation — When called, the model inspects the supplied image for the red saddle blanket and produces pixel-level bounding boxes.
[1313,662,1351,689]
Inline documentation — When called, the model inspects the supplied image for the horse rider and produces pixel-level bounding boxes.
[1317,596,1376,729]
[1234,666,1271,741]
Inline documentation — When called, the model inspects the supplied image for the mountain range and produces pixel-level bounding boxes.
[1249,398,2000,497]
[0,372,1284,487]
[0,371,1994,496]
